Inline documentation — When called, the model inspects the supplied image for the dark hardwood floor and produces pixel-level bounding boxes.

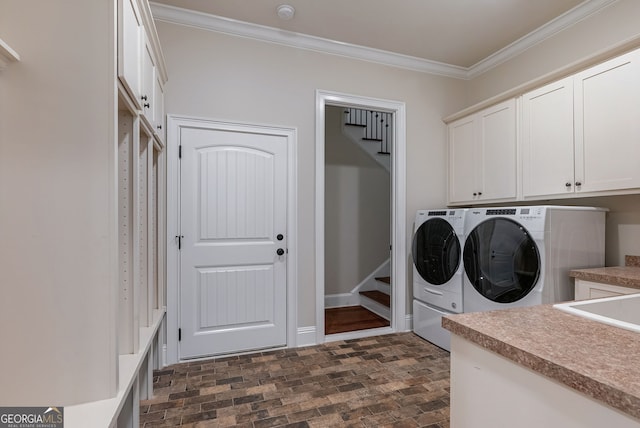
[325,305,390,334]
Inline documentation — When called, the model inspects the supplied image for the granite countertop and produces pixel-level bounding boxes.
[442,304,640,420]
[570,255,640,289]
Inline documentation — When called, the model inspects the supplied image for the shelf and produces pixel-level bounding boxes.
[0,38,20,70]
[65,308,166,428]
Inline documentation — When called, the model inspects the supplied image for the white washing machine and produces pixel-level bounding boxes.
[412,208,466,351]
[462,206,606,313]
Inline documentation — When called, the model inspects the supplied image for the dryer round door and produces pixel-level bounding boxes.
[463,218,540,303]
[412,218,461,285]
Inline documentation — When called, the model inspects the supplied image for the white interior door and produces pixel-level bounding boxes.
[179,125,288,359]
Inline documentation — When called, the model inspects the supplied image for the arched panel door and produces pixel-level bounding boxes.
[412,218,461,286]
[463,218,540,303]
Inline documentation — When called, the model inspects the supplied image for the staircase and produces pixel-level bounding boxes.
[324,259,391,321]
[342,108,392,172]
[359,276,391,320]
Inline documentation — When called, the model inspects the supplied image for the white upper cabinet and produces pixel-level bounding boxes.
[141,31,155,124]
[574,49,640,193]
[118,0,142,109]
[521,49,640,199]
[448,116,476,204]
[448,98,517,205]
[521,77,574,198]
[118,0,167,144]
[154,73,165,142]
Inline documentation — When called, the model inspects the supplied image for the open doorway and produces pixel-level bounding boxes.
[324,105,392,334]
[315,90,407,344]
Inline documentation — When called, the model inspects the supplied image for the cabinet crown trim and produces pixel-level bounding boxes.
[443,35,640,123]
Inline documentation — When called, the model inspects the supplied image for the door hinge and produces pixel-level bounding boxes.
[178,145,182,159]
[178,328,182,341]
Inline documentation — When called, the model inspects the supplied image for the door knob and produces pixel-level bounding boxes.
[277,248,285,256]
[277,234,284,241]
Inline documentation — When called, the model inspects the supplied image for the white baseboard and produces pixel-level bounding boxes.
[162,344,167,368]
[405,314,413,331]
[296,326,317,347]
[325,293,360,308]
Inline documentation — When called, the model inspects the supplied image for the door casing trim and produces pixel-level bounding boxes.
[165,115,298,364]
[315,90,407,344]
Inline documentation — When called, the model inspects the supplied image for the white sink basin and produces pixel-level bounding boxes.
[554,293,640,333]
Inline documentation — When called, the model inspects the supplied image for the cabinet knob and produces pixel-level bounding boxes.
[575,181,582,186]
[144,103,150,108]
[141,95,148,101]
[473,192,477,196]
[157,125,162,130]
[478,192,482,196]
[565,182,572,187]
[276,248,285,256]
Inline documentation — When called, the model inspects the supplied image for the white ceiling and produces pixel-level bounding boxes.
[150,0,616,77]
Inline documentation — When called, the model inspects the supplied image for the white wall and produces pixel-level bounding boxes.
[0,1,117,405]
[553,196,640,267]
[155,21,467,326]
[466,0,640,106]
[324,106,390,296]
[464,0,640,267]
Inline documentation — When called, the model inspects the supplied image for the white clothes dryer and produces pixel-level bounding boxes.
[462,206,606,313]
[412,208,466,351]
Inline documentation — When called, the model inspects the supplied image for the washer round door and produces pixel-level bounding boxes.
[412,218,461,285]
[463,218,540,303]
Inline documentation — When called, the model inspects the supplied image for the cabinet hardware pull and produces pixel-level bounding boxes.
[575,181,582,186]
[141,95,147,101]
[473,192,477,196]
[565,182,572,187]
[478,192,482,196]
[144,103,150,108]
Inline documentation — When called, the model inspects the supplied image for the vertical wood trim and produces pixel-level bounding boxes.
[147,139,155,326]
[118,111,135,354]
[132,117,141,351]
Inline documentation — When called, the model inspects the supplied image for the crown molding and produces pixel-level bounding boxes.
[150,0,618,80]
[0,38,20,71]
[467,0,619,78]
[149,2,468,78]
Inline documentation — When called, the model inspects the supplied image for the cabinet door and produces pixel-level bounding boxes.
[575,279,639,300]
[521,78,575,198]
[448,99,517,204]
[153,74,165,142]
[141,32,155,124]
[575,49,640,193]
[477,99,517,201]
[118,0,142,108]
[448,116,478,204]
